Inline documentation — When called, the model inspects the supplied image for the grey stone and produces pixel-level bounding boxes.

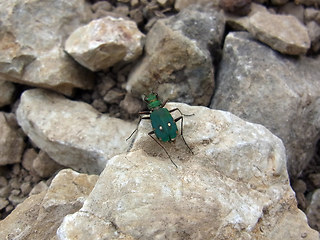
[16,89,135,174]
[0,0,94,95]
[306,189,320,232]
[20,182,32,196]
[174,0,219,11]
[278,2,304,23]
[248,11,310,55]
[22,148,38,173]
[9,193,26,207]
[58,103,319,240]
[0,185,11,198]
[309,173,320,188]
[103,89,125,104]
[120,94,144,115]
[304,7,320,25]
[0,176,7,188]
[0,112,25,166]
[0,198,9,211]
[307,21,320,52]
[127,7,225,105]
[210,32,320,177]
[224,3,269,31]
[65,16,145,71]
[29,181,49,196]
[33,150,63,178]
[0,80,15,107]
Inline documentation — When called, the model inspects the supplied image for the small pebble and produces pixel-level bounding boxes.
[29,181,48,196]
[20,182,32,196]
[0,176,7,188]
[0,197,9,210]
[292,179,307,193]
[22,148,38,172]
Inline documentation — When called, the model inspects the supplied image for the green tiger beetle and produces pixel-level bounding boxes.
[126,92,194,168]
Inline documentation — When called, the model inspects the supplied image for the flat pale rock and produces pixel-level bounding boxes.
[249,11,310,55]
[57,103,319,240]
[16,89,135,174]
[65,16,145,71]
[0,169,98,240]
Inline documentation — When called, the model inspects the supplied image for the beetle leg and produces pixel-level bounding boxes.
[148,131,178,168]
[126,115,150,141]
[169,108,194,117]
[174,116,194,154]
[161,100,168,108]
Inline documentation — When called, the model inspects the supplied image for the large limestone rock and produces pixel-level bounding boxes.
[65,16,145,72]
[16,89,135,174]
[211,32,320,178]
[126,7,225,106]
[0,0,94,95]
[57,103,319,240]
[0,169,98,240]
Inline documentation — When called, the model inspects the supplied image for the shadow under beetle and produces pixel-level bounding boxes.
[126,92,194,168]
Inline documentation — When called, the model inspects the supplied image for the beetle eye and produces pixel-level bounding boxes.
[168,122,171,127]
[159,125,163,131]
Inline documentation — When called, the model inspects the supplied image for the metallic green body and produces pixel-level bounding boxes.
[150,108,178,142]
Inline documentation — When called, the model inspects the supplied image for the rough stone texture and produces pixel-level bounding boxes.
[0,80,15,107]
[127,7,225,106]
[0,112,25,166]
[224,3,268,31]
[65,16,145,72]
[0,0,94,95]
[295,0,320,7]
[174,0,219,11]
[248,11,310,55]
[16,89,135,174]
[210,32,320,178]
[57,103,319,240]
[304,7,320,25]
[0,169,98,240]
[33,150,64,178]
[306,189,320,232]
[29,181,49,196]
[22,47,94,96]
[278,2,304,23]
[22,148,38,173]
[307,21,320,52]
[219,0,252,16]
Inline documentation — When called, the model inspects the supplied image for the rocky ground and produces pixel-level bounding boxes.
[0,0,319,239]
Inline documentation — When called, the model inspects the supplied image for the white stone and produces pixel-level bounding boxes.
[65,16,145,71]
[16,89,135,174]
[58,103,319,240]
[0,169,98,240]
